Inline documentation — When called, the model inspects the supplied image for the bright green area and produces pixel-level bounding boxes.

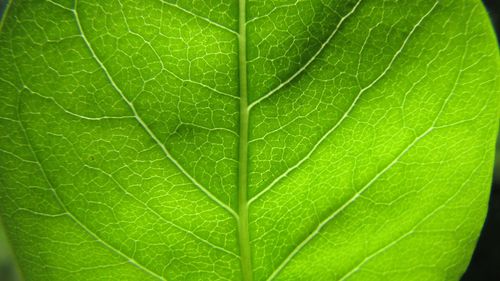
[0,0,499,280]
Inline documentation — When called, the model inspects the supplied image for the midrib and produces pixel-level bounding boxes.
[237,0,252,280]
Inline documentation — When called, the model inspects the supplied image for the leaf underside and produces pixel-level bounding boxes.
[0,0,499,280]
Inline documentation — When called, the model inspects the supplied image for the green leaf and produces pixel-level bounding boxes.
[0,0,499,280]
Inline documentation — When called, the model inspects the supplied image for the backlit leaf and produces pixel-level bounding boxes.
[0,0,499,280]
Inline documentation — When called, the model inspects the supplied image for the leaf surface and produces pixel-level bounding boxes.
[0,0,499,280]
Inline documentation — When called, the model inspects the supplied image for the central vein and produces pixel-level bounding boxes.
[237,0,252,280]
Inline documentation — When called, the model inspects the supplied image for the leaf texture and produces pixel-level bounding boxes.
[0,0,499,280]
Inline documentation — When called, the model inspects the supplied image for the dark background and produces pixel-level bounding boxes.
[0,1,499,281]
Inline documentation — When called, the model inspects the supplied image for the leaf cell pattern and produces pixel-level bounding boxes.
[0,0,499,280]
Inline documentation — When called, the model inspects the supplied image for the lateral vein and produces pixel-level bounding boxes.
[18,113,166,281]
[263,4,439,279]
[248,1,438,206]
[247,0,363,111]
[158,0,238,35]
[73,0,238,219]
